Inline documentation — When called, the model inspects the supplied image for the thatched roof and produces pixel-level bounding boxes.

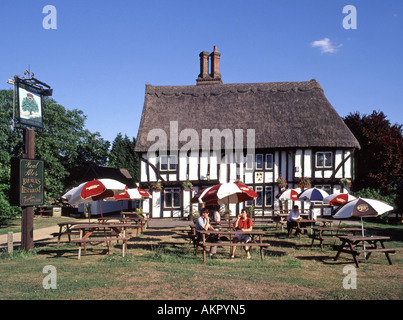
[135,79,360,152]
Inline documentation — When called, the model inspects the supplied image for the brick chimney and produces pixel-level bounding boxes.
[196,46,223,85]
[198,51,209,80]
[210,46,222,82]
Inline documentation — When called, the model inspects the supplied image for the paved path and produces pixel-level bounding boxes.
[0,225,60,249]
[0,218,193,250]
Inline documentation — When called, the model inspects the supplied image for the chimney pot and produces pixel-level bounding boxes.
[196,46,222,85]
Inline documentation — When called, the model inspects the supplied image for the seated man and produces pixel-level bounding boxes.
[195,208,218,258]
[287,205,301,238]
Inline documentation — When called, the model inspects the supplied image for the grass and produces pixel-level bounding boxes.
[0,217,402,300]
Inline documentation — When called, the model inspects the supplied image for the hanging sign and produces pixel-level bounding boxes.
[10,158,45,206]
[15,78,44,129]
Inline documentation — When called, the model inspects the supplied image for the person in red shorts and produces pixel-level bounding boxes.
[231,208,254,259]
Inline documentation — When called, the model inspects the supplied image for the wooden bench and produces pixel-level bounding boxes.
[334,235,397,268]
[201,241,270,263]
[97,218,145,236]
[70,223,134,259]
[71,236,130,259]
[311,227,362,250]
[197,230,269,264]
[35,206,52,217]
[54,221,91,247]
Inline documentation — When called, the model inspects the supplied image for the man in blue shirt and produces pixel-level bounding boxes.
[195,208,218,258]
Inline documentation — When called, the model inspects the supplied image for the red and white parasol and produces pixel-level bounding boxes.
[191,182,257,205]
[62,179,127,221]
[276,188,301,201]
[323,193,357,206]
[112,188,151,201]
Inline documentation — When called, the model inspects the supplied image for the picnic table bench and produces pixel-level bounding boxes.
[70,223,132,259]
[334,235,398,268]
[122,212,150,228]
[310,226,363,250]
[54,221,90,247]
[197,230,270,264]
[35,206,53,217]
[97,217,146,236]
[274,213,310,230]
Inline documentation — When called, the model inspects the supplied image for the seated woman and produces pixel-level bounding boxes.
[287,205,302,238]
[231,208,254,259]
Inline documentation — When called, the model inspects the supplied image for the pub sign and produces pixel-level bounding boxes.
[10,158,45,206]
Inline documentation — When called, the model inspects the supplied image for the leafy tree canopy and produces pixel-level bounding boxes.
[109,133,139,183]
[344,110,403,192]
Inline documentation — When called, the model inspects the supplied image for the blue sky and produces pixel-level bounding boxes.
[1,0,402,143]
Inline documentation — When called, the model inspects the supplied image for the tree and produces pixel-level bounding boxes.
[343,111,403,192]
[36,96,111,197]
[66,130,111,187]
[0,90,22,220]
[109,133,139,182]
[0,89,111,215]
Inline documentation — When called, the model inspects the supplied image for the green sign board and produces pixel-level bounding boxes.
[11,158,44,206]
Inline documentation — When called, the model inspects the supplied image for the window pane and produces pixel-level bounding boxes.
[246,186,254,206]
[246,154,253,170]
[316,153,324,167]
[324,152,332,167]
[173,188,180,207]
[256,154,263,169]
[164,189,172,207]
[265,187,272,206]
[169,155,177,171]
[265,154,273,169]
[255,187,263,206]
[160,155,168,171]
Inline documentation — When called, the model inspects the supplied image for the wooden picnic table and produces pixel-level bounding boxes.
[310,226,363,250]
[55,221,90,247]
[70,223,133,259]
[97,217,145,236]
[334,235,397,268]
[122,212,150,228]
[197,230,269,264]
[297,219,316,235]
[315,217,335,227]
[35,206,53,217]
[274,213,309,230]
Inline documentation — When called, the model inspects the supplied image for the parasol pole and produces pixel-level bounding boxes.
[98,200,105,224]
[361,217,367,262]
[228,198,231,230]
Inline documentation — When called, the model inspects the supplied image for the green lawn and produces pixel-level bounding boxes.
[1,218,402,300]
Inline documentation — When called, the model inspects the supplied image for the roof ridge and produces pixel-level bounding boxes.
[146,79,322,98]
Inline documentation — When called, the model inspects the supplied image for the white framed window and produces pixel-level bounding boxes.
[160,155,178,171]
[164,187,181,208]
[316,152,332,168]
[265,154,273,170]
[256,154,263,170]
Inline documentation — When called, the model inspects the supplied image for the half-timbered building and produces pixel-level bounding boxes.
[134,47,360,218]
